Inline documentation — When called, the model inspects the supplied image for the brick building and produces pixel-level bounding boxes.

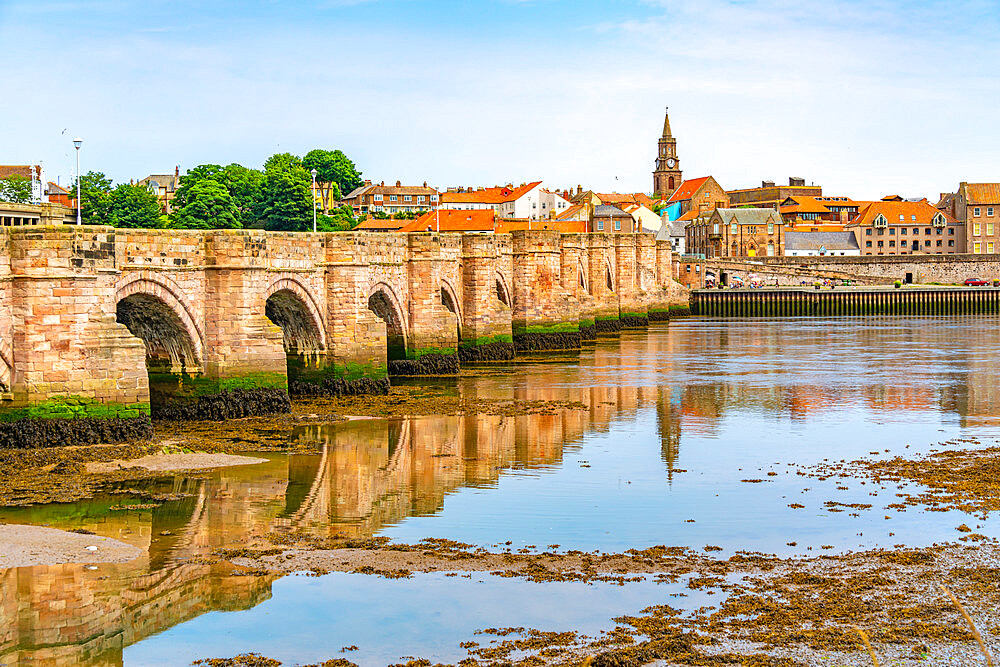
[590,205,637,233]
[342,180,440,217]
[937,182,1000,254]
[137,168,181,214]
[779,196,863,230]
[439,182,562,221]
[0,164,45,202]
[847,197,963,256]
[728,178,822,210]
[663,176,728,218]
[686,208,784,258]
[652,107,683,199]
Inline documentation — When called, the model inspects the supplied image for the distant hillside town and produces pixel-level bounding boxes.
[1,109,998,262]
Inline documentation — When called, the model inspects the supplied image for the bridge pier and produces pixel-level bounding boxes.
[616,235,649,328]
[560,234,596,341]
[458,235,514,362]
[511,231,581,352]
[586,235,621,334]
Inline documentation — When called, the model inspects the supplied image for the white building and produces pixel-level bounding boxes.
[783,231,861,257]
[442,181,568,221]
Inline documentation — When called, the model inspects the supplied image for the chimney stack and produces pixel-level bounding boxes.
[175,165,179,177]
[396,180,401,187]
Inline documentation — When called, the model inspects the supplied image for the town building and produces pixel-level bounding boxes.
[652,108,683,199]
[440,182,553,220]
[137,168,181,214]
[567,189,653,219]
[937,183,1000,254]
[686,208,784,258]
[555,204,588,222]
[0,201,75,226]
[0,165,46,203]
[728,178,822,210]
[779,196,864,230]
[45,182,74,208]
[590,205,637,233]
[341,180,440,217]
[398,209,496,233]
[622,203,662,233]
[655,213,689,255]
[783,231,861,257]
[846,197,963,256]
[661,176,728,220]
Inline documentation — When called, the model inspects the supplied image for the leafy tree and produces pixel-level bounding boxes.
[264,152,303,175]
[0,175,33,204]
[173,179,239,229]
[303,149,362,214]
[219,163,266,226]
[317,205,359,232]
[261,169,312,231]
[108,183,162,228]
[171,164,224,211]
[68,171,113,224]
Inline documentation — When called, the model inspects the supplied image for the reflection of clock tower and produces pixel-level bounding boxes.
[653,107,683,198]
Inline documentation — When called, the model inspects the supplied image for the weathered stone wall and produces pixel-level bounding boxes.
[0,228,687,446]
[753,253,1000,285]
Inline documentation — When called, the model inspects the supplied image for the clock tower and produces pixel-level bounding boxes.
[653,107,683,199]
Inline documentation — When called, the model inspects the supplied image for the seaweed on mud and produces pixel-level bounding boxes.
[154,388,291,421]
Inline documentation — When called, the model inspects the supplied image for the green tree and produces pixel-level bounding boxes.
[219,163,266,227]
[303,149,362,214]
[260,169,312,231]
[0,175,33,204]
[108,183,162,228]
[264,152,303,175]
[173,179,239,229]
[171,164,224,211]
[69,171,113,224]
[317,205,359,232]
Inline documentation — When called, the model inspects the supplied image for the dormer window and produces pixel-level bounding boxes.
[932,213,946,228]
[873,214,888,228]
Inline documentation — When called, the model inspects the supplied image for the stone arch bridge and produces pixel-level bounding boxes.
[0,227,685,446]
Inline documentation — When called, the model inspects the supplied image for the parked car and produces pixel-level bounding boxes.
[964,278,990,286]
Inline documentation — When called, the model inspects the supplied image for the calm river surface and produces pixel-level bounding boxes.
[3,317,1000,665]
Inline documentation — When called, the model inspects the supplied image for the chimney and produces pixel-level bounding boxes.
[380,181,385,186]
[577,185,582,195]
[762,180,775,188]
[364,179,372,186]
[789,176,805,187]
[423,181,427,188]
[396,180,401,187]
[175,165,179,177]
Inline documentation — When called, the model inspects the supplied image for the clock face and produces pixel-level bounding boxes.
[666,158,676,168]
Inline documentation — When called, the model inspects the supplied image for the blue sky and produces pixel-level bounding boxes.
[1,0,998,199]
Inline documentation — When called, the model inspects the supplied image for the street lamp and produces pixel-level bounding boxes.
[310,168,318,233]
[73,138,82,225]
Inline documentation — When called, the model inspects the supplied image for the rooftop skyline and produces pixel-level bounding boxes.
[2,0,998,200]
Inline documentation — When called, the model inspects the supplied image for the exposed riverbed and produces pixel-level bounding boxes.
[2,318,1000,666]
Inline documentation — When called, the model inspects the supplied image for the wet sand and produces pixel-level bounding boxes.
[86,452,268,473]
[0,523,144,568]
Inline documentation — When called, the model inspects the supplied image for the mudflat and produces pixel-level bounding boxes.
[86,452,268,473]
[0,523,144,568]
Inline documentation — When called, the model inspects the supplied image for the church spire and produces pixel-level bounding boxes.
[662,106,672,138]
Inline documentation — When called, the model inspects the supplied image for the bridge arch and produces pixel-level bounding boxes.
[114,274,204,372]
[606,260,615,292]
[264,277,327,354]
[577,261,589,295]
[367,282,408,361]
[495,272,512,306]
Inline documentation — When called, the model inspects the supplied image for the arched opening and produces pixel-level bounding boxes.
[265,289,325,390]
[368,288,407,361]
[496,278,510,306]
[668,176,675,190]
[606,264,614,292]
[440,285,461,340]
[116,293,200,415]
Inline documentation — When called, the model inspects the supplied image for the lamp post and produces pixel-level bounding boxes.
[310,168,318,233]
[73,138,82,225]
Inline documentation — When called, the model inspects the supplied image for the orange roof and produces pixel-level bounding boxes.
[965,183,1000,204]
[594,192,654,207]
[354,217,409,231]
[847,200,958,228]
[665,177,710,204]
[441,181,542,205]
[556,204,585,220]
[495,218,587,234]
[399,209,496,232]
[675,210,699,222]
[0,165,40,180]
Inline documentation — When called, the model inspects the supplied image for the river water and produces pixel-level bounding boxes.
[3,317,1000,665]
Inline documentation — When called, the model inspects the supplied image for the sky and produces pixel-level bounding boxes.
[1,0,998,200]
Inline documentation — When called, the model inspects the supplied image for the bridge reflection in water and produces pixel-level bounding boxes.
[0,340,682,666]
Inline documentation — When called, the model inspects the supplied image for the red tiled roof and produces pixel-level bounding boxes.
[495,218,587,234]
[0,165,39,180]
[675,210,699,222]
[400,209,497,232]
[441,181,542,205]
[965,183,1000,205]
[665,177,711,204]
[354,217,409,231]
[555,204,585,220]
[847,200,958,228]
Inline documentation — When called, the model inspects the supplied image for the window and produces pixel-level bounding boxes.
[924,240,931,247]
[989,223,995,235]
[713,223,720,234]
[878,240,884,247]
[974,222,982,235]
[417,196,424,202]
[877,229,884,235]
[937,228,943,235]
[390,195,398,202]
[889,240,895,247]
[866,228,873,236]
[404,195,412,202]
[989,207,995,216]
[911,215,916,221]
[597,220,604,231]
[374,194,383,201]
[936,240,942,247]
[899,214,905,221]
[990,242,996,254]
[889,228,895,235]
[975,242,982,253]
[901,228,907,235]
[948,228,954,235]
[874,214,888,228]
[912,228,919,235]
[974,207,982,216]
[614,219,621,231]
[948,240,955,247]
[866,240,872,248]
[431,194,438,202]
[767,222,774,234]
[925,228,931,235]
[731,223,738,234]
